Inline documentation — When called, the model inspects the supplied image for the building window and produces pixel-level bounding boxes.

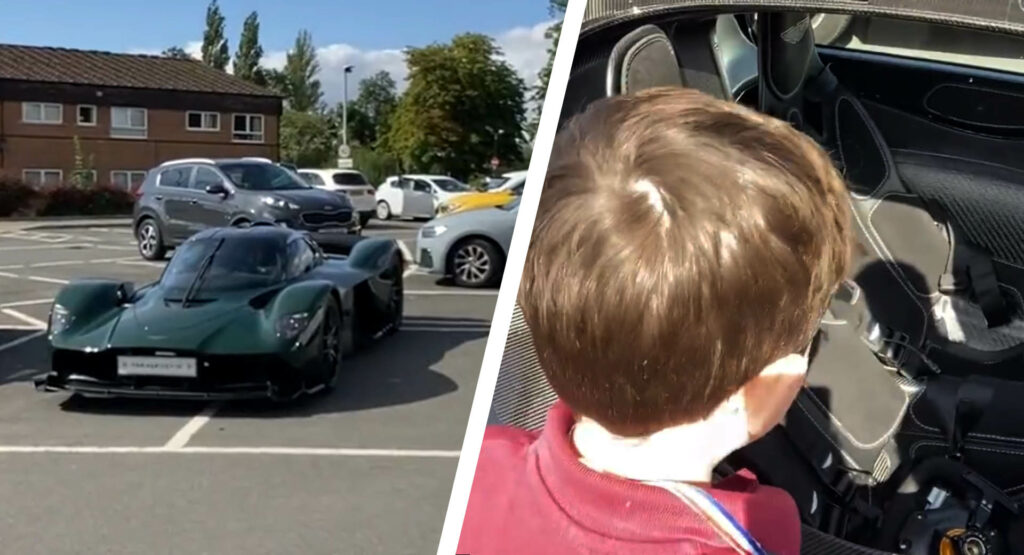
[77,105,97,126]
[23,169,63,186]
[111,107,147,138]
[111,170,148,191]
[232,114,264,142]
[186,111,220,132]
[22,102,63,124]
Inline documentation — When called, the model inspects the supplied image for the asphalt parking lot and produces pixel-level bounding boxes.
[0,220,495,555]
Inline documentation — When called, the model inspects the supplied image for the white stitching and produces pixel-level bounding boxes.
[851,194,931,343]
[836,96,892,201]
[910,440,1024,459]
[801,383,909,448]
[866,191,946,300]
[793,397,865,473]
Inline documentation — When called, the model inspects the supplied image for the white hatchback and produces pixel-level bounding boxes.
[298,168,377,226]
[374,174,472,220]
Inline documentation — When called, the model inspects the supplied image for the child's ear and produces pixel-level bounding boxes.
[741,353,809,442]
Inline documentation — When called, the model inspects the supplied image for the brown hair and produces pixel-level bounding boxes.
[519,87,852,437]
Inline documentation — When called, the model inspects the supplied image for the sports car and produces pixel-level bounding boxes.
[34,225,403,400]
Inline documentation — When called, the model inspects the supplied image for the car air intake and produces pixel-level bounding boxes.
[301,210,354,226]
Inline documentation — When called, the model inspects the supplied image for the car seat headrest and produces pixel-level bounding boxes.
[761,12,819,99]
[606,24,683,97]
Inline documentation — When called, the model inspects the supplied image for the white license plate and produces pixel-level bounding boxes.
[117,356,197,378]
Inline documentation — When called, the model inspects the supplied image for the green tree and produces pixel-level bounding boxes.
[263,68,291,98]
[353,71,398,145]
[162,46,191,60]
[201,0,230,71]
[385,34,527,181]
[530,0,568,135]
[279,109,333,167]
[281,30,323,112]
[70,136,95,187]
[352,146,400,186]
[234,11,265,85]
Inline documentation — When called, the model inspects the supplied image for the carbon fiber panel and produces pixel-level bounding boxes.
[492,304,558,432]
[896,153,1024,268]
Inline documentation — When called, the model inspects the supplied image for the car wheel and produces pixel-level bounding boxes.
[386,255,404,334]
[451,239,503,288]
[376,201,392,220]
[321,297,344,392]
[233,219,251,228]
[136,219,166,261]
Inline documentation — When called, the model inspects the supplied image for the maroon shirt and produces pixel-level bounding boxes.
[458,401,801,554]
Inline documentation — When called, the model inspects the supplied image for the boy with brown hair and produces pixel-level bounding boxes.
[458,87,853,554]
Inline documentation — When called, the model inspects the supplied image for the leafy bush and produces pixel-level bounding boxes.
[37,184,135,216]
[0,176,40,217]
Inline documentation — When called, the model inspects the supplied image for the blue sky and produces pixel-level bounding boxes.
[3,0,556,103]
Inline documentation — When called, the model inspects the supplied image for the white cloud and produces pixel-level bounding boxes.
[261,20,556,105]
[130,21,555,106]
[496,21,554,89]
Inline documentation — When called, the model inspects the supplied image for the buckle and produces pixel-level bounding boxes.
[938,272,967,295]
[865,321,909,366]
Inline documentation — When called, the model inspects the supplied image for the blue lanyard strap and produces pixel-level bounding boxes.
[645,480,769,555]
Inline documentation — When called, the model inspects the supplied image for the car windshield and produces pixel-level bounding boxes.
[217,162,311,191]
[160,236,285,299]
[432,177,470,192]
[332,172,369,186]
[485,177,509,190]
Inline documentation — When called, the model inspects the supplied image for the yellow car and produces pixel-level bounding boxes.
[438,171,527,216]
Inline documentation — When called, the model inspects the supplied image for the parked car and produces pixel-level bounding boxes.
[416,197,518,288]
[297,168,377,227]
[438,170,527,216]
[374,174,472,220]
[132,157,358,261]
[36,225,403,400]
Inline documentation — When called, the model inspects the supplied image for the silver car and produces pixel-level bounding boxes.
[416,198,518,287]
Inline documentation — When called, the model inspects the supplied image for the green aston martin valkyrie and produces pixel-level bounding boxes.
[34,225,404,400]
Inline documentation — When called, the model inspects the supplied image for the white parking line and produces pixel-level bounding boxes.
[398,240,413,263]
[0,308,47,329]
[164,402,222,449]
[0,330,46,352]
[0,445,462,457]
[403,327,490,332]
[0,243,93,251]
[0,298,53,309]
[25,275,70,285]
[405,289,498,296]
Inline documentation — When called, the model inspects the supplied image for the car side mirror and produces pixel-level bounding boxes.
[115,282,135,305]
[205,182,229,196]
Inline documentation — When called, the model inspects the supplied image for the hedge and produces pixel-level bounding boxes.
[0,178,135,218]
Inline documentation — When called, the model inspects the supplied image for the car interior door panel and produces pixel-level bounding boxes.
[491,10,1024,554]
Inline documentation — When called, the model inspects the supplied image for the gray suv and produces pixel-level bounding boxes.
[132,157,358,260]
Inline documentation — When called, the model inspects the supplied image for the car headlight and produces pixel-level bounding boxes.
[276,312,311,340]
[421,225,448,239]
[49,304,73,335]
[261,196,300,211]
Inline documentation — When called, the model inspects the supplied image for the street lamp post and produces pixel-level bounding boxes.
[342,64,355,147]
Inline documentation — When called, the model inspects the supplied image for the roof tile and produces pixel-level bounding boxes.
[0,44,282,97]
